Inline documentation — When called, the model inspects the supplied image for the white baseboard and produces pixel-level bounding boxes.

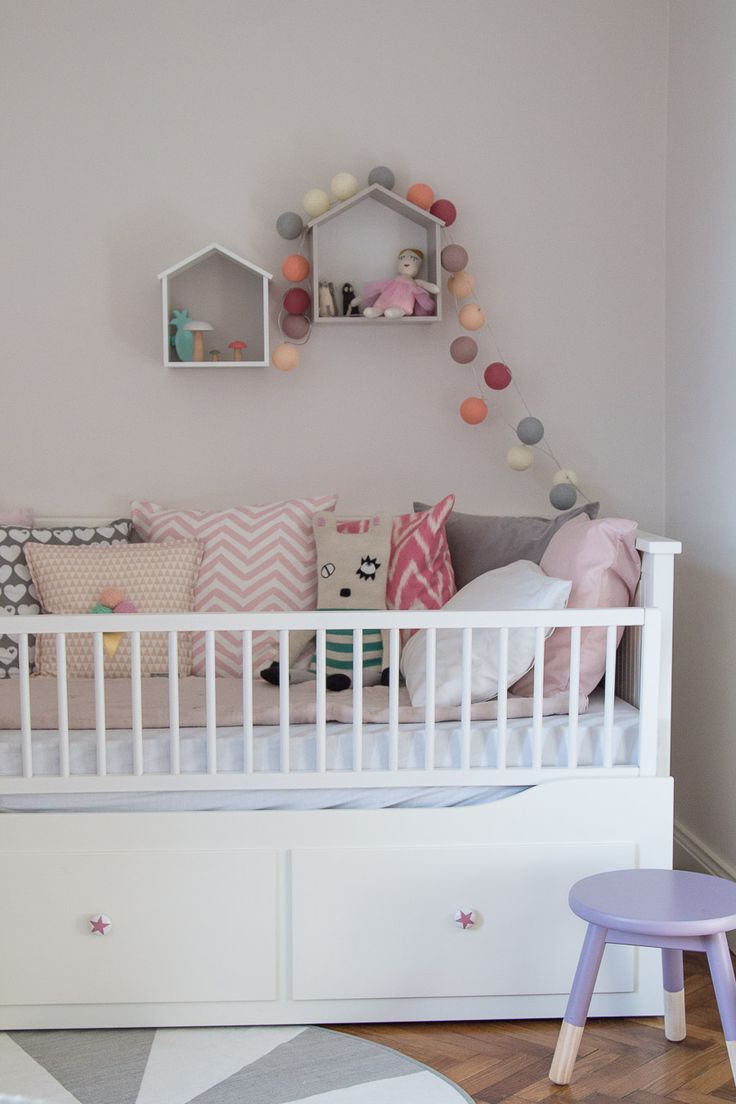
[675,819,736,954]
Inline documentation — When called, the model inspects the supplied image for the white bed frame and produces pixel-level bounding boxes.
[0,527,680,1029]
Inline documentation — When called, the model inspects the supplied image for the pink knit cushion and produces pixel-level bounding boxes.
[0,508,32,526]
[131,496,338,676]
[512,514,641,697]
[337,495,456,612]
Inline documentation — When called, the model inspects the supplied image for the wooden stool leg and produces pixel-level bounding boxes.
[662,947,686,1041]
[550,923,607,1085]
[705,933,736,1086]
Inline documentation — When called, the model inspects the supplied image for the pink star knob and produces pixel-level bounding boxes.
[89,914,112,935]
[454,909,476,930]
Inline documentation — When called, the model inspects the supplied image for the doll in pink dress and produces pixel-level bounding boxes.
[351,248,439,318]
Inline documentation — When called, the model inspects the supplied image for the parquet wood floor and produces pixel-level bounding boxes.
[337,953,735,1102]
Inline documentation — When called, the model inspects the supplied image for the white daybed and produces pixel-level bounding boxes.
[0,527,680,1030]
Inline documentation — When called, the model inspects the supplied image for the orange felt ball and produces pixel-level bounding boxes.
[459,397,488,425]
[100,586,125,609]
[447,271,475,298]
[281,254,310,282]
[458,303,486,331]
[272,343,300,372]
[406,182,434,210]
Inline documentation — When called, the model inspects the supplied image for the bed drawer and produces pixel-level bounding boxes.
[291,841,635,1000]
[0,848,278,1005]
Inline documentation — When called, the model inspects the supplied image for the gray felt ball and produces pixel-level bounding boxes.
[517,416,544,445]
[549,483,578,511]
[368,165,395,190]
[450,336,478,364]
[276,211,304,240]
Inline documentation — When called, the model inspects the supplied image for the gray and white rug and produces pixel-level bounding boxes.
[0,1025,472,1103]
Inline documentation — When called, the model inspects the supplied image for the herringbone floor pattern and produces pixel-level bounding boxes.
[339,953,735,1102]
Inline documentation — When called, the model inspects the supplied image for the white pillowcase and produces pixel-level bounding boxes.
[401,560,572,708]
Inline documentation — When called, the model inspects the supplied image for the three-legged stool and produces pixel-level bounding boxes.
[550,868,736,1086]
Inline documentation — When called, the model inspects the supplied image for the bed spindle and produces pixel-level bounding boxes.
[461,627,472,770]
[315,629,327,772]
[242,630,254,773]
[205,629,217,774]
[603,624,617,768]
[567,625,581,769]
[55,633,70,777]
[279,629,290,772]
[497,627,509,770]
[168,631,180,774]
[93,631,106,776]
[532,626,545,770]
[18,634,32,778]
[130,631,143,775]
[424,627,436,769]
[388,627,400,771]
[352,628,363,771]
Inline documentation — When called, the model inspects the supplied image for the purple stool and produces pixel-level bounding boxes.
[550,869,736,1086]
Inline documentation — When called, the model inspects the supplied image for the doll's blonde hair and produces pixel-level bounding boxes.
[399,248,424,261]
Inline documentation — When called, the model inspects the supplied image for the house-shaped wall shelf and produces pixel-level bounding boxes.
[159,244,272,367]
[307,184,444,324]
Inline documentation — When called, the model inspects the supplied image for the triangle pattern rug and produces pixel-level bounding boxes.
[1,1025,472,1103]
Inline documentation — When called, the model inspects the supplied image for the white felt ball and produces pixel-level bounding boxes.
[330,172,359,201]
[303,188,330,218]
[552,469,579,487]
[507,445,533,471]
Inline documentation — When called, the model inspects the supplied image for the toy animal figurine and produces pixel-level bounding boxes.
[350,248,439,318]
[318,281,338,317]
[261,513,392,692]
[342,283,360,316]
[169,308,194,362]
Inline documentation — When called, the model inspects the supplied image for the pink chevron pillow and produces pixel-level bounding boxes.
[337,495,456,613]
[131,496,338,676]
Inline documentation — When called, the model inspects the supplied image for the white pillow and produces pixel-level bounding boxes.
[401,560,572,708]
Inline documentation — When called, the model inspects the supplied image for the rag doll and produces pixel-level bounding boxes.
[350,248,439,318]
[261,513,392,692]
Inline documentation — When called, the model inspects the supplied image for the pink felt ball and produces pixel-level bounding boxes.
[430,199,457,226]
[272,343,300,371]
[100,587,125,609]
[114,599,137,614]
[460,397,488,425]
[484,361,512,390]
[450,336,478,364]
[441,244,469,273]
[458,303,485,331]
[281,312,310,340]
[283,287,311,315]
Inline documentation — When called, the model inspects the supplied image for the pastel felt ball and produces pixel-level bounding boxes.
[281,254,310,282]
[368,165,395,190]
[458,303,485,331]
[91,603,113,615]
[100,586,125,609]
[283,287,311,315]
[430,198,457,226]
[276,211,303,240]
[460,397,488,425]
[484,361,512,390]
[281,312,310,340]
[272,343,300,372]
[552,468,579,487]
[507,445,534,471]
[447,271,475,297]
[406,182,434,210]
[441,244,469,273]
[550,483,578,510]
[330,172,359,201]
[114,600,137,614]
[303,188,330,218]
[450,336,478,364]
[517,416,544,445]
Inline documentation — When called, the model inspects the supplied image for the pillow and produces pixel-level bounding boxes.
[413,501,599,589]
[0,508,32,526]
[26,540,203,678]
[0,519,131,679]
[401,560,572,708]
[131,496,338,676]
[512,515,641,697]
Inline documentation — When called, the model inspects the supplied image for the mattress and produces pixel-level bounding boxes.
[0,692,639,812]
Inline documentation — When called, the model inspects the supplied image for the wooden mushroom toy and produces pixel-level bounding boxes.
[183,320,213,362]
[228,340,247,362]
[208,349,222,362]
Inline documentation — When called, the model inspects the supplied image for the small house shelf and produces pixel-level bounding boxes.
[306,184,444,324]
[159,243,272,367]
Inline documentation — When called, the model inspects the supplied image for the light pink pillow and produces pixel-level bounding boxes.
[131,496,338,676]
[0,508,32,526]
[512,514,641,697]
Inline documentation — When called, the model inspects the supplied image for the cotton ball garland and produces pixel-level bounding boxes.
[281,312,310,340]
[450,336,478,364]
[552,469,579,487]
[368,165,395,190]
[283,287,311,315]
[517,416,544,445]
[447,271,475,298]
[550,483,578,510]
[430,198,457,226]
[441,244,468,273]
[281,254,310,282]
[406,182,434,210]
[330,172,359,201]
[484,362,512,390]
[507,445,534,471]
[272,343,300,372]
[458,303,485,331]
[303,188,330,218]
[276,211,303,240]
[459,397,488,425]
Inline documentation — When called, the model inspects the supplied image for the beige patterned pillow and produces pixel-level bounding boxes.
[26,541,203,678]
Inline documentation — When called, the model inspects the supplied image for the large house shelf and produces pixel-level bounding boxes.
[159,244,272,368]
[306,184,444,324]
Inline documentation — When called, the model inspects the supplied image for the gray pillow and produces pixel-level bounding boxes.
[0,519,132,678]
[413,501,600,590]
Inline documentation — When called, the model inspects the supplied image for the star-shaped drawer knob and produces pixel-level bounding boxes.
[89,914,112,935]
